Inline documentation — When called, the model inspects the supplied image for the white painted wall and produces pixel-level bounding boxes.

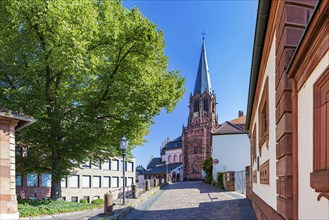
[298,51,329,219]
[212,133,250,181]
[250,35,277,210]
[161,149,182,164]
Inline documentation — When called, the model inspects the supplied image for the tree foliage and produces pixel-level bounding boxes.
[0,0,185,198]
[202,157,213,184]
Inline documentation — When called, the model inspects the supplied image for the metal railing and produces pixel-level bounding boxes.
[109,185,133,206]
[234,170,246,194]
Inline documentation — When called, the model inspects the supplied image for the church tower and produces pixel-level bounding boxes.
[182,37,219,180]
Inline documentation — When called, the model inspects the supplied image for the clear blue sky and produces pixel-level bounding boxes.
[122,0,258,167]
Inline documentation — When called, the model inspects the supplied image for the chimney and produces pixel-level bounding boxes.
[238,111,243,117]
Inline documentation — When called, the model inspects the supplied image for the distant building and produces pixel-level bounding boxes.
[246,0,329,219]
[142,136,184,182]
[136,165,146,184]
[16,157,136,202]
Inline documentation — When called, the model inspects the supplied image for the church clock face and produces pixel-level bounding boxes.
[193,112,198,118]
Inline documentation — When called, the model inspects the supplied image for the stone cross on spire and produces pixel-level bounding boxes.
[201,29,206,39]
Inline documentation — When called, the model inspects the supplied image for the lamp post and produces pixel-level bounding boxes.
[119,134,128,205]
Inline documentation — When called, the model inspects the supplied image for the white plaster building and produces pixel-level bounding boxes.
[212,121,250,181]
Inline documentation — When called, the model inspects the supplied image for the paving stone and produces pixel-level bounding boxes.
[124,181,255,220]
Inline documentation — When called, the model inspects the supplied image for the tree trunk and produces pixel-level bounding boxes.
[50,148,62,200]
[51,178,62,200]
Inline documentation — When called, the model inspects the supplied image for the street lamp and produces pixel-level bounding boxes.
[119,134,128,205]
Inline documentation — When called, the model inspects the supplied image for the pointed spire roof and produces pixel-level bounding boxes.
[193,38,212,95]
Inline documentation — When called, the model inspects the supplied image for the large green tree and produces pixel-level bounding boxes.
[0,0,185,199]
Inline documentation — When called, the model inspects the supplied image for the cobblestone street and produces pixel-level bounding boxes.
[124,181,255,220]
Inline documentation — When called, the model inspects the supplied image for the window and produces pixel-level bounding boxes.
[173,155,177,163]
[258,78,269,152]
[60,197,66,201]
[27,173,38,187]
[71,196,78,202]
[180,154,183,162]
[15,147,22,157]
[103,176,110,188]
[112,177,119,188]
[41,174,51,187]
[127,177,134,186]
[203,99,208,112]
[127,162,134,172]
[168,155,172,163]
[82,175,91,188]
[82,161,91,169]
[93,196,100,200]
[16,175,22,186]
[83,196,90,203]
[111,160,119,171]
[311,69,329,192]
[102,160,110,170]
[193,100,199,112]
[61,178,67,188]
[69,175,79,188]
[93,176,101,188]
[93,160,101,170]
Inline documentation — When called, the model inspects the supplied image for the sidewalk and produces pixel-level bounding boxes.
[19,185,163,220]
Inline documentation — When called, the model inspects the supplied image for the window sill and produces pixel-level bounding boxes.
[310,170,329,192]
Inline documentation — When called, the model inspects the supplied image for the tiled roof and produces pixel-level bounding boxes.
[0,108,36,131]
[161,136,182,155]
[193,39,212,95]
[136,165,146,175]
[213,121,248,135]
[229,115,246,125]
[146,157,164,169]
[144,163,182,175]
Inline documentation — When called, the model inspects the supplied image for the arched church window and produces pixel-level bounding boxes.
[204,99,208,112]
[168,155,172,163]
[173,155,177,163]
[193,100,199,112]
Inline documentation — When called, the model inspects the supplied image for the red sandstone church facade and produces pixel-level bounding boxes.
[182,38,219,180]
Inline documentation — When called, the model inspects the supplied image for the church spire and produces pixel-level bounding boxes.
[193,37,212,95]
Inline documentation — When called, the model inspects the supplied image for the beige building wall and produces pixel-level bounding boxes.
[298,51,329,220]
[251,35,277,210]
[61,157,136,202]
[0,118,19,220]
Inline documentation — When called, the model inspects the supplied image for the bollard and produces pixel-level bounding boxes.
[104,192,113,215]
[132,184,139,199]
[159,178,162,185]
[154,178,158,187]
[146,180,150,191]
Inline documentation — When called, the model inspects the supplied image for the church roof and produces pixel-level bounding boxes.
[144,163,182,175]
[213,121,248,135]
[146,157,165,169]
[161,136,182,155]
[193,39,212,95]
